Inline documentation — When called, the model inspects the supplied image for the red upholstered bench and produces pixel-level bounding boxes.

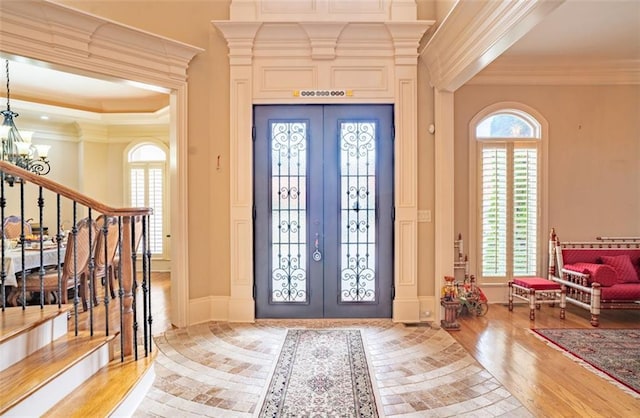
[508,277,566,320]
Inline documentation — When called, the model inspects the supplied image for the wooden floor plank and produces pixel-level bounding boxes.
[451,302,640,417]
[44,350,157,418]
[0,331,114,414]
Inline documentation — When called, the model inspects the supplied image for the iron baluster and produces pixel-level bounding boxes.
[117,216,125,363]
[102,216,110,336]
[19,180,25,309]
[55,194,62,310]
[72,204,78,336]
[132,217,140,361]
[144,215,153,354]
[0,173,5,311]
[87,208,94,336]
[137,216,148,356]
[102,216,111,335]
[37,186,44,308]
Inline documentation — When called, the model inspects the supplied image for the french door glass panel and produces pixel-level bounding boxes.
[271,122,308,302]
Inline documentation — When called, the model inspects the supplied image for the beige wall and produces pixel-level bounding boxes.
[454,84,640,274]
[59,0,232,299]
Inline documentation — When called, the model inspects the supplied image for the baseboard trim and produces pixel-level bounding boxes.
[189,296,230,325]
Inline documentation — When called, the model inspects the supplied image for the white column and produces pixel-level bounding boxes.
[214,22,262,322]
[434,89,455,326]
[170,86,190,327]
[388,23,431,323]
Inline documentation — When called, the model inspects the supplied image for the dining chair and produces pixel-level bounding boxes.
[3,215,32,239]
[93,215,120,302]
[10,217,97,309]
[111,215,144,296]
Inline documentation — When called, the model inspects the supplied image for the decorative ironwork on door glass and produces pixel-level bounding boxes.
[340,121,376,302]
[271,122,307,302]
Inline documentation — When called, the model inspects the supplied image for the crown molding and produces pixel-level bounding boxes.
[229,0,416,22]
[7,98,170,125]
[214,21,432,62]
[420,0,565,92]
[468,58,640,85]
[0,0,203,89]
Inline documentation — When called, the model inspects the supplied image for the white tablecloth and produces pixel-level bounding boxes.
[2,246,66,287]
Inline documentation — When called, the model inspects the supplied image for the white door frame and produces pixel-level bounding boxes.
[0,0,202,327]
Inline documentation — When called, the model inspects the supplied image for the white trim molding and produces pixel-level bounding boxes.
[469,57,640,86]
[214,0,433,323]
[420,0,564,91]
[0,0,202,328]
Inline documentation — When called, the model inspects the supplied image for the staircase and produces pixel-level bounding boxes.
[0,305,155,416]
[0,161,157,416]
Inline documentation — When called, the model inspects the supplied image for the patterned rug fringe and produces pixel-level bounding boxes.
[529,329,640,399]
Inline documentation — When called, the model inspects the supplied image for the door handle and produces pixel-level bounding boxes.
[312,232,322,262]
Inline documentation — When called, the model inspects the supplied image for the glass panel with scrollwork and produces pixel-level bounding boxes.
[340,121,376,302]
[271,122,308,303]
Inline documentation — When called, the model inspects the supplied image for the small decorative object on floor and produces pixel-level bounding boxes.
[457,274,489,317]
[441,275,460,330]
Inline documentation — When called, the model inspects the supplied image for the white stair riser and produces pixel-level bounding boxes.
[0,313,68,372]
[3,343,111,417]
[111,364,156,416]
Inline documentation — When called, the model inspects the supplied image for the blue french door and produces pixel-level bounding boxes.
[253,104,394,318]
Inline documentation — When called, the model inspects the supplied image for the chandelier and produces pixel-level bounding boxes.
[0,59,51,186]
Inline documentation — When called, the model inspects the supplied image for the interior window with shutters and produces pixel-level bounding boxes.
[476,111,541,279]
[128,143,167,257]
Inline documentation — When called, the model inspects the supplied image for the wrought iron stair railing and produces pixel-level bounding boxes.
[0,160,153,360]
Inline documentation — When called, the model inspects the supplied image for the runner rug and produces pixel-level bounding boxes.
[532,328,640,397]
[259,329,378,417]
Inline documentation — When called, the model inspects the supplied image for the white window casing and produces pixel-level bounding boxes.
[469,102,548,285]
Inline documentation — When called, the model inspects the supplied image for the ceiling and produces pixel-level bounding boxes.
[503,0,639,60]
[0,0,638,122]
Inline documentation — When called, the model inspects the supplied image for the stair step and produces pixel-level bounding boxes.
[0,305,72,371]
[0,331,115,416]
[46,349,157,417]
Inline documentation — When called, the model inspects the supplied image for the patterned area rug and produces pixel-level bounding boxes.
[533,328,640,397]
[259,329,378,417]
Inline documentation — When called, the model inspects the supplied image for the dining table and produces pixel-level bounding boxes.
[2,242,66,287]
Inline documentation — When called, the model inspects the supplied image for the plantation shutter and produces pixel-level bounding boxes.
[147,166,164,255]
[512,146,537,276]
[480,142,538,279]
[129,162,164,255]
[481,146,507,277]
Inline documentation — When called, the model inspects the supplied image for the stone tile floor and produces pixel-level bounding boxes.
[134,320,532,417]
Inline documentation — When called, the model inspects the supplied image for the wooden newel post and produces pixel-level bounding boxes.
[120,216,134,356]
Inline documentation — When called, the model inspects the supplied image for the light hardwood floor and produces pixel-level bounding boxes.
[451,303,640,417]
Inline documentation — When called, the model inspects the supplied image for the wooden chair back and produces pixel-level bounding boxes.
[63,217,98,279]
[3,216,32,239]
[94,215,119,272]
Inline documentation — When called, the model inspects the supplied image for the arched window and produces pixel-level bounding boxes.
[127,142,168,258]
[470,104,547,281]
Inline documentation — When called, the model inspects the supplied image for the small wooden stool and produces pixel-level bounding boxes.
[508,277,566,320]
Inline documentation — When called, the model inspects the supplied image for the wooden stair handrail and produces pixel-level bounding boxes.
[1,161,151,358]
[0,161,152,217]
